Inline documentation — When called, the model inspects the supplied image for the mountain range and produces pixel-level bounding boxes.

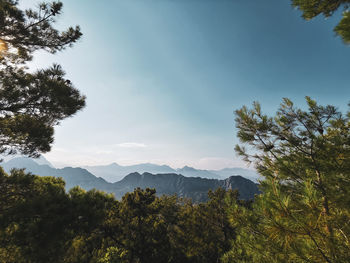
[83,162,259,182]
[1,157,260,202]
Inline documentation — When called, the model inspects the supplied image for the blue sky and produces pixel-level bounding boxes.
[24,0,350,169]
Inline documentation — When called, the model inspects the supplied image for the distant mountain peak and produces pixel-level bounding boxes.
[179,165,196,171]
[0,155,54,168]
[34,155,54,168]
[5,157,38,166]
[122,171,141,180]
[126,171,141,177]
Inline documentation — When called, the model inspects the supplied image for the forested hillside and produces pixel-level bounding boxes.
[0,168,248,263]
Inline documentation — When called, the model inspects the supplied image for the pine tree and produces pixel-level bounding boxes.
[292,0,350,44]
[226,97,350,262]
[0,0,85,157]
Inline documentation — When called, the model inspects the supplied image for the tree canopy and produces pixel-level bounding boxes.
[292,0,350,44]
[0,0,85,157]
[0,167,241,263]
[225,97,350,262]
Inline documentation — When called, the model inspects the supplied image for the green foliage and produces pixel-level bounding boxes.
[0,167,241,263]
[226,97,350,262]
[104,188,174,263]
[0,168,119,263]
[93,188,237,263]
[292,0,350,44]
[0,0,85,157]
[0,168,71,263]
[63,187,118,263]
[173,189,238,263]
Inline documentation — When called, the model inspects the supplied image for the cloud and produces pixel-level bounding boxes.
[115,142,147,148]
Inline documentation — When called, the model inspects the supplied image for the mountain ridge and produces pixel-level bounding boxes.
[1,157,260,202]
[1,155,259,182]
[83,162,259,182]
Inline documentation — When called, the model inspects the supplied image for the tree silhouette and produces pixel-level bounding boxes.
[0,0,85,157]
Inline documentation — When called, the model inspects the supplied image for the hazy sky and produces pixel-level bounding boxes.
[24,0,350,169]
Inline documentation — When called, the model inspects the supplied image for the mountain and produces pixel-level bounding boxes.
[210,168,260,182]
[176,166,221,179]
[83,163,257,182]
[1,157,110,191]
[83,162,176,182]
[33,155,54,167]
[0,155,54,168]
[113,172,259,201]
[1,157,259,202]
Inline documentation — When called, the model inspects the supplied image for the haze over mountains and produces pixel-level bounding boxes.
[1,156,260,202]
[84,162,259,183]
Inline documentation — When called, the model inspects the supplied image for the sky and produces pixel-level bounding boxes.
[22,0,350,169]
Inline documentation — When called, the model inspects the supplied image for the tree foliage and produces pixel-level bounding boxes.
[292,0,350,44]
[226,97,350,262]
[0,168,72,262]
[0,0,85,157]
[0,167,241,263]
